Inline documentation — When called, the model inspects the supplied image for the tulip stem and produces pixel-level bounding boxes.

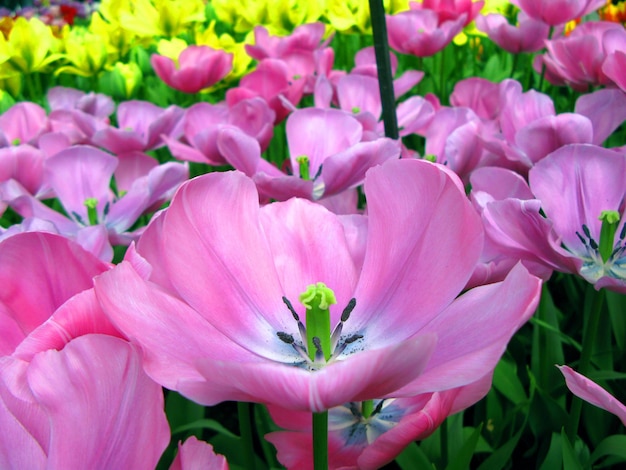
[367,0,399,140]
[313,411,329,470]
[566,286,605,442]
[238,401,256,470]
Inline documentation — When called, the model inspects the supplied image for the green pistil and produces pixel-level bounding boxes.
[361,400,374,419]
[296,155,310,180]
[300,282,336,362]
[599,210,620,263]
[11,138,20,146]
[424,154,437,163]
[351,106,360,114]
[84,198,99,225]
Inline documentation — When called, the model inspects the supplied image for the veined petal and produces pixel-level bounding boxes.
[195,334,437,412]
[395,263,541,395]
[259,198,358,325]
[162,172,289,351]
[352,159,483,343]
[529,144,626,251]
[27,335,169,469]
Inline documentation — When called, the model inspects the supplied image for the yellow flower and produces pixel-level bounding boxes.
[196,22,253,80]
[266,0,326,33]
[324,0,409,34]
[212,0,271,33]
[119,0,206,38]
[111,61,142,97]
[89,10,136,63]
[0,17,63,78]
[55,27,109,77]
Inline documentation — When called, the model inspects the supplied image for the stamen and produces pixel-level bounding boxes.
[277,332,294,344]
[296,155,310,180]
[312,337,325,363]
[341,298,357,322]
[282,296,300,321]
[344,334,363,344]
[372,400,385,416]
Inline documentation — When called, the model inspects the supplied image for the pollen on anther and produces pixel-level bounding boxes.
[277,331,294,344]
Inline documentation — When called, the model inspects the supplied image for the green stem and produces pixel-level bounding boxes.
[362,400,374,419]
[439,47,446,101]
[440,417,449,468]
[313,411,329,470]
[238,401,256,470]
[367,0,398,139]
[566,286,605,442]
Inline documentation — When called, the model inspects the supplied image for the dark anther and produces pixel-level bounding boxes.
[72,211,85,225]
[277,332,294,344]
[313,163,323,181]
[589,239,599,250]
[620,223,626,240]
[372,400,385,416]
[341,298,357,322]
[344,334,363,344]
[312,337,323,352]
[282,296,300,321]
[103,202,110,217]
[576,231,587,245]
[582,224,592,239]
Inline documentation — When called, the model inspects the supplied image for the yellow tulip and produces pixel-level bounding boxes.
[118,0,206,38]
[55,27,109,77]
[212,0,271,33]
[89,11,136,63]
[324,0,409,34]
[111,61,142,97]
[0,17,63,78]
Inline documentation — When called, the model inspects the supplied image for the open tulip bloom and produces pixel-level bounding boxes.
[95,158,541,415]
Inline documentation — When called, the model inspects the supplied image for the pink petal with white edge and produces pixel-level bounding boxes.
[14,289,122,362]
[94,261,269,404]
[558,365,626,426]
[395,264,540,395]
[352,159,483,343]
[161,172,291,357]
[27,335,169,469]
[195,334,437,412]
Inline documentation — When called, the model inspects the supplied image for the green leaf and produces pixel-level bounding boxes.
[476,423,525,470]
[539,432,563,470]
[172,418,238,439]
[445,424,483,470]
[395,442,433,470]
[493,357,527,404]
[590,435,626,463]
[561,429,584,470]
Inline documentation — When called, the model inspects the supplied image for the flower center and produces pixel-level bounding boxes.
[276,283,362,370]
[573,211,626,282]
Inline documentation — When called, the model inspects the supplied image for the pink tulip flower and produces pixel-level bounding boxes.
[536,21,626,91]
[47,86,115,119]
[266,374,493,469]
[387,9,467,57]
[0,233,170,468]
[510,0,605,26]
[0,102,49,147]
[226,58,307,123]
[3,145,188,260]
[475,12,550,53]
[164,98,275,165]
[411,0,484,25]
[95,159,541,412]
[151,45,233,94]
[481,143,626,292]
[91,100,184,155]
[170,437,229,470]
[214,107,401,201]
[558,366,626,426]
